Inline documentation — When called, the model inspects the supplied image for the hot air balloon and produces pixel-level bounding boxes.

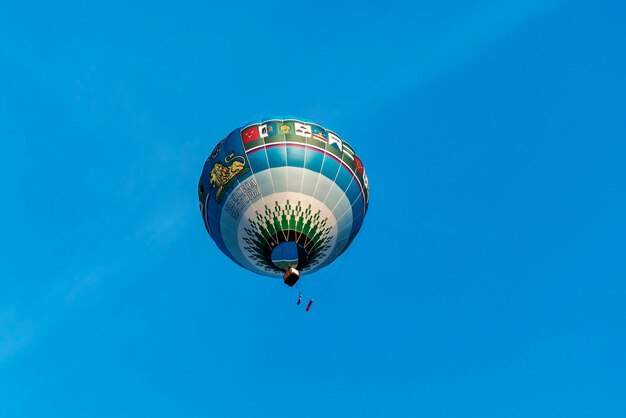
[198,117,369,287]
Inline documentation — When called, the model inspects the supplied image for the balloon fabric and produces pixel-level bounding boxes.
[198,117,370,279]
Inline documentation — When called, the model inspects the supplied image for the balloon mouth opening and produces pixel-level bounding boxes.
[269,241,309,271]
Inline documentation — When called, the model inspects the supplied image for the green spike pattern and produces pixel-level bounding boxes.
[242,200,333,273]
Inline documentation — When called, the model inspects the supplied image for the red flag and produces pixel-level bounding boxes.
[242,126,259,143]
[354,155,364,175]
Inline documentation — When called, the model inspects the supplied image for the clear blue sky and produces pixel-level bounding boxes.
[1,1,625,417]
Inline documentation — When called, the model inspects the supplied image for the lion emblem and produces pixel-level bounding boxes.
[210,152,246,199]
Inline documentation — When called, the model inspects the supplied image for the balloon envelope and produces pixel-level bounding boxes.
[198,118,369,277]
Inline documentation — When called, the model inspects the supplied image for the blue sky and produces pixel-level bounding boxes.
[1,0,625,417]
